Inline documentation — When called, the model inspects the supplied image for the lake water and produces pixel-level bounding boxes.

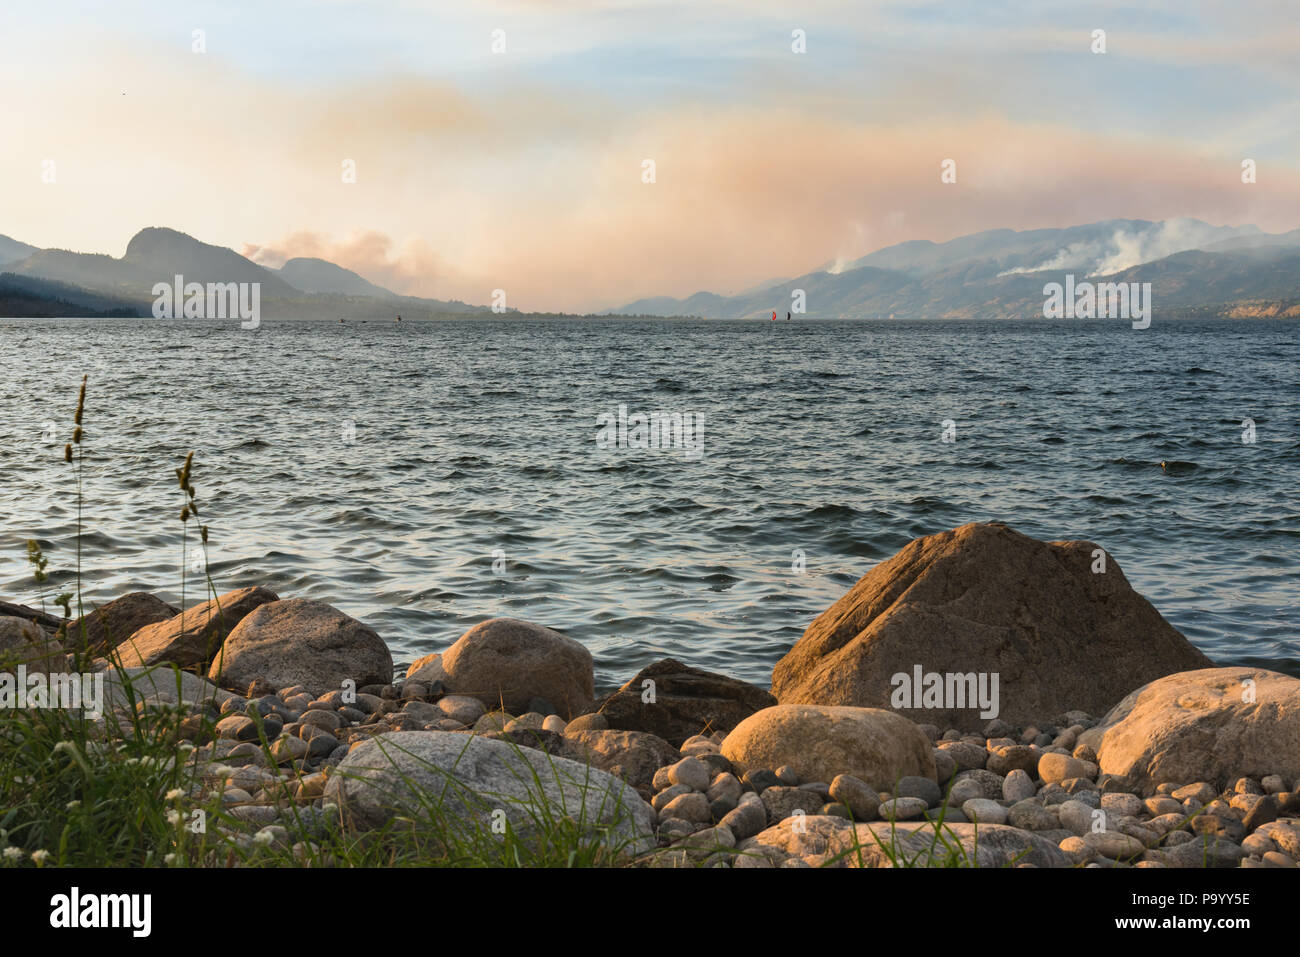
[1,317,1297,688]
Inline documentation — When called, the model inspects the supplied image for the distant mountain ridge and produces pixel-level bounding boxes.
[0,227,491,318]
[612,218,1300,319]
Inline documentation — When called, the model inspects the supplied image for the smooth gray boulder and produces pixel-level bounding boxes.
[324,730,655,856]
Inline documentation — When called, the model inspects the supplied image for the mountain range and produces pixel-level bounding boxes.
[3,218,1300,319]
[0,227,490,319]
[610,218,1300,319]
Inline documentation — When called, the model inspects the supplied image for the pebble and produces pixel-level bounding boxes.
[1262,851,1296,868]
[1082,831,1146,860]
[1002,769,1036,803]
[742,768,780,793]
[799,781,832,802]
[986,745,1040,777]
[229,805,279,825]
[270,736,309,765]
[565,713,608,733]
[828,774,880,821]
[1260,774,1285,795]
[761,786,823,823]
[936,741,986,771]
[896,775,941,808]
[718,801,768,840]
[932,749,957,784]
[215,715,259,741]
[660,791,711,824]
[666,756,711,792]
[652,784,691,811]
[1007,799,1058,831]
[1037,753,1093,785]
[1146,813,1190,836]
[542,715,567,734]
[437,695,487,726]
[1171,782,1217,804]
[982,718,1012,738]
[961,798,1008,825]
[1099,792,1143,818]
[774,765,800,786]
[707,772,743,807]
[1058,799,1097,836]
[878,797,928,821]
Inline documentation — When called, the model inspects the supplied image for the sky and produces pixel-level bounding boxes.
[4,0,1300,311]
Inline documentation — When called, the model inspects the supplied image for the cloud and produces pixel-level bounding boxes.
[244,231,451,296]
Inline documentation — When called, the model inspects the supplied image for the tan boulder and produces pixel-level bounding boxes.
[1077,667,1300,795]
[771,522,1211,730]
[721,704,935,790]
[439,618,594,719]
[116,586,278,670]
[208,598,393,697]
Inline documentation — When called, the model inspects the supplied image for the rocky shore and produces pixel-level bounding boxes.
[3,521,1298,868]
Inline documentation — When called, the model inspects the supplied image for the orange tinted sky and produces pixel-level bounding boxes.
[4,0,1299,310]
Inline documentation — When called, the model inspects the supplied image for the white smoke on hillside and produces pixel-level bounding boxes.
[997,219,1256,278]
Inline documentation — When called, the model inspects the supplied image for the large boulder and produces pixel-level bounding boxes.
[721,704,935,790]
[770,522,1212,730]
[116,586,278,670]
[597,658,776,747]
[563,729,681,796]
[324,730,654,857]
[61,592,178,656]
[1077,667,1300,795]
[0,615,65,674]
[439,618,594,719]
[208,598,392,697]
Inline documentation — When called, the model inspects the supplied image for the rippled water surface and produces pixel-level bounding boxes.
[2,317,1297,687]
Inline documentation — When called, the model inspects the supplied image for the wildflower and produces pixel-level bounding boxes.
[166,810,181,826]
[2,847,22,861]
[252,830,274,846]
[165,788,185,801]
[164,853,177,865]
[31,849,50,865]
[66,800,81,810]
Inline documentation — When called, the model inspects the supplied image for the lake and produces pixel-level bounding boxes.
[1,316,1297,688]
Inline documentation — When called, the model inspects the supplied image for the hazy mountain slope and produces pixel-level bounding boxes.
[614,219,1300,318]
[0,234,38,266]
[277,257,395,297]
[0,273,146,317]
[124,227,300,297]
